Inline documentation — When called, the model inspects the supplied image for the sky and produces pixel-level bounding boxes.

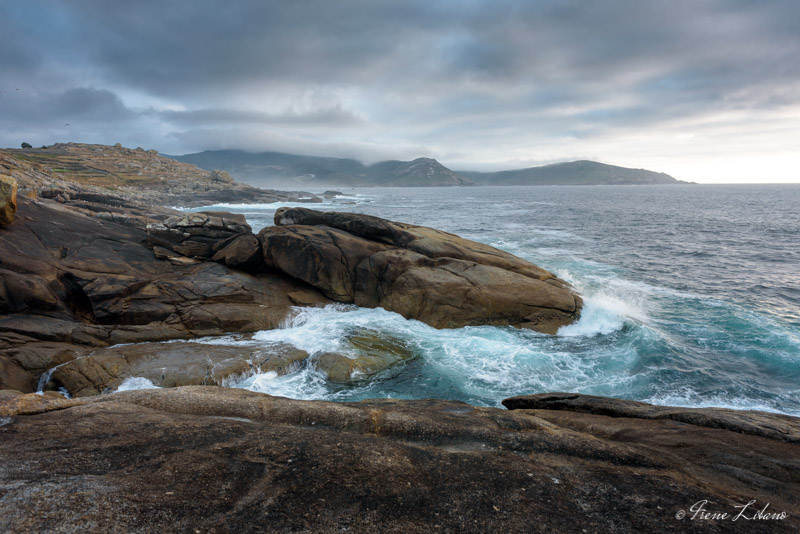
[1,0,799,183]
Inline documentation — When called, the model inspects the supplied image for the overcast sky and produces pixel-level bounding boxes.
[2,1,798,183]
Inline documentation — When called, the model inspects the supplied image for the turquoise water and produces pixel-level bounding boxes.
[185,185,800,415]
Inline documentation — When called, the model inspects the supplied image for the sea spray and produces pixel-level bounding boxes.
[115,377,160,392]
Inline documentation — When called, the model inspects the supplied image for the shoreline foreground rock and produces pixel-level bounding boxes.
[1,388,798,533]
[2,185,579,395]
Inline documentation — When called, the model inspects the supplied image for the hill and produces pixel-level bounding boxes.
[0,143,319,207]
[170,150,474,187]
[366,157,473,186]
[460,160,684,185]
[171,150,685,187]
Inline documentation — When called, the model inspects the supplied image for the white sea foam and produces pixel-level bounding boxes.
[184,201,337,211]
[643,388,800,417]
[228,302,645,406]
[558,289,648,337]
[115,377,160,392]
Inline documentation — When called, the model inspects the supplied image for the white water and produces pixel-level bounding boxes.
[115,377,161,392]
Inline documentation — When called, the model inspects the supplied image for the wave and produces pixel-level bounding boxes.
[558,295,638,337]
[643,387,800,417]
[115,377,160,392]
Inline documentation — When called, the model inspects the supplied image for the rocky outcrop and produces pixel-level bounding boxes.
[209,169,234,183]
[50,341,308,397]
[0,196,329,392]
[260,208,582,333]
[503,392,800,443]
[146,211,252,259]
[0,174,17,225]
[0,143,322,208]
[41,328,415,395]
[1,387,797,533]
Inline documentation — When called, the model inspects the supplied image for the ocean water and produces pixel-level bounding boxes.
[184,185,800,415]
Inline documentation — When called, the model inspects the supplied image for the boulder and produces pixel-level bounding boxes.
[0,354,34,392]
[146,211,252,259]
[211,233,265,271]
[0,174,17,225]
[51,341,308,397]
[0,387,798,533]
[261,224,391,302]
[261,207,582,333]
[312,328,416,383]
[210,169,233,183]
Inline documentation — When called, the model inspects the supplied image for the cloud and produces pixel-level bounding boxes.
[0,87,132,127]
[2,1,800,181]
[157,106,364,127]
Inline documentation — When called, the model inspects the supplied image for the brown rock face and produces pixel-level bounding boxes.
[261,207,582,333]
[0,197,329,391]
[1,387,798,533]
[52,341,308,397]
[146,211,252,259]
[312,328,416,383]
[0,174,17,225]
[0,354,33,392]
[503,392,800,443]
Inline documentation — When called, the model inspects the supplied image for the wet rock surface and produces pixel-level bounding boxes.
[311,327,417,383]
[0,197,328,392]
[261,207,583,333]
[1,387,797,533]
[51,341,308,396]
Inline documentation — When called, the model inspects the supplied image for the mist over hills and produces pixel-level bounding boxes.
[169,150,685,187]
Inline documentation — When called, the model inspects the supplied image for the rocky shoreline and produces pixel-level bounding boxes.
[1,388,798,533]
[1,144,798,532]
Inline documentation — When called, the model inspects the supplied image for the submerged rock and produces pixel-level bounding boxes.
[0,387,797,533]
[312,327,416,383]
[261,207,582,333]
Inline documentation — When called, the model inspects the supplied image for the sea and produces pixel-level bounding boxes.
[174,184,800,415]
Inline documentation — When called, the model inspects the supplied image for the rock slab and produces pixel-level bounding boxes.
[1,387,797,533]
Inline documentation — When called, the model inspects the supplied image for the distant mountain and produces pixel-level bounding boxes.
[459,160,685,185]
[366,158,473,186]
[168,150,473,187]
[168,150,685,187]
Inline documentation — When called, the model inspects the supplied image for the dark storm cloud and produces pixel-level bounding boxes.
[0,88,133,123]
[2,0,799,179]
[8,0,795,100]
